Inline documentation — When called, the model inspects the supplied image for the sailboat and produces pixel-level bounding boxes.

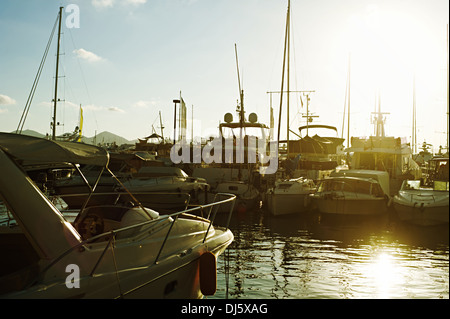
[264,1,319,216]
[16,7,85,143]
[55,105,84,142]
[192,45,265,213]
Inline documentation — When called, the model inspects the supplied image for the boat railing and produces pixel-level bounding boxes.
[36,192,236,288]
[53,190,193,213]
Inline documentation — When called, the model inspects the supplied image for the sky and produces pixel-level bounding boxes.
[0,0,448,153]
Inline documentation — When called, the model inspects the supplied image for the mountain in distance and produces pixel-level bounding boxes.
[81,131,138,145]
[7,129,138,146]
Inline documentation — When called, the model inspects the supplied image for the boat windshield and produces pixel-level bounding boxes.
[434,180,449,191]
[401,180,421,190]
[220,126,268,140]
[319,178,374,195]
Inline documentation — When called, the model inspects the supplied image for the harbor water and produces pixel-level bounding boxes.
[212,208,449,299]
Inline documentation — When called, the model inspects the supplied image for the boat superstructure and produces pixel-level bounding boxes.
[346,108,421,196]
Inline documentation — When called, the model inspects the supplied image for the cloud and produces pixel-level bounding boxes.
[132,100,157,108]
[108,106,125,113]
[92,0,147,8]
[73,48,104,63]
[92,0,115,8]
[124,0,147,5]
[0,94,16,105]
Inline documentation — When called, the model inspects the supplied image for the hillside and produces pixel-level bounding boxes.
[6,130,137,146]
[81,131,137,145]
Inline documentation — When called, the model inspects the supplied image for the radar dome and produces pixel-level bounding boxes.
[248,113,258,123]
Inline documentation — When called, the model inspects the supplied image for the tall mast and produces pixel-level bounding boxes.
[347,54,351,148]
[52,6,63,140]
[286,0,290,157]
[412,74,417,154]
[447,24,449,153]
[277,0,290,158]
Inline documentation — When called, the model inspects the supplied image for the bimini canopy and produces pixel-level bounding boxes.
[0,132,109,167]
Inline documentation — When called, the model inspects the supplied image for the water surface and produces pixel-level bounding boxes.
[213,209,449,299]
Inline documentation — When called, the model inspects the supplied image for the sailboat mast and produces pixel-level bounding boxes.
[277,0,290,146]
[52,6,63,140]
[347,54,351,148]
[412,75,417,154]
[286,0,290,157]
[447,24,449,153]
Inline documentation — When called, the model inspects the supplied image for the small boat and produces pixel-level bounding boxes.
[391,179,449,226]
[265,177,316,216]
[310,170,390,216]
[391,157,449,226]
[0,133,234,298]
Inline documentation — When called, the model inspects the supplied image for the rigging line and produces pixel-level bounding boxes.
[17,12,59,134]
[289,3,300,110]
[67,26,99,131]
[341,61,349,139]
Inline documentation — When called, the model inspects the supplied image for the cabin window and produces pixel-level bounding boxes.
[330,181,343,191]
[434,181,449,191]
[371,183,384,197]
[342,179,371,194]
[353,180,371,194]
[278,183,292,190]
[359,153,375,170]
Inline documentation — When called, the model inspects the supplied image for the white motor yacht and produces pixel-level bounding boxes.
[0,133,234,299]
[266,177,316,216]
[391,180,449,226]
[310,170,390,216]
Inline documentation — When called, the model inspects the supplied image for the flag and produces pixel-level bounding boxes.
[179,94,187,140]
[77,105,83,142]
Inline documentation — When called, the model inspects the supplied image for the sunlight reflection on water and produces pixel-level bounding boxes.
[213,210,449,299]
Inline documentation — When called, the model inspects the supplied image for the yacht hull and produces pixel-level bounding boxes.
[312,196,387,216]
[393,202,448,226]
[267,193,310,216]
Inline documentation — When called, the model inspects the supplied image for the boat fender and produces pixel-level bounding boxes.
[199,251,217,296]
[237,202,247,214]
